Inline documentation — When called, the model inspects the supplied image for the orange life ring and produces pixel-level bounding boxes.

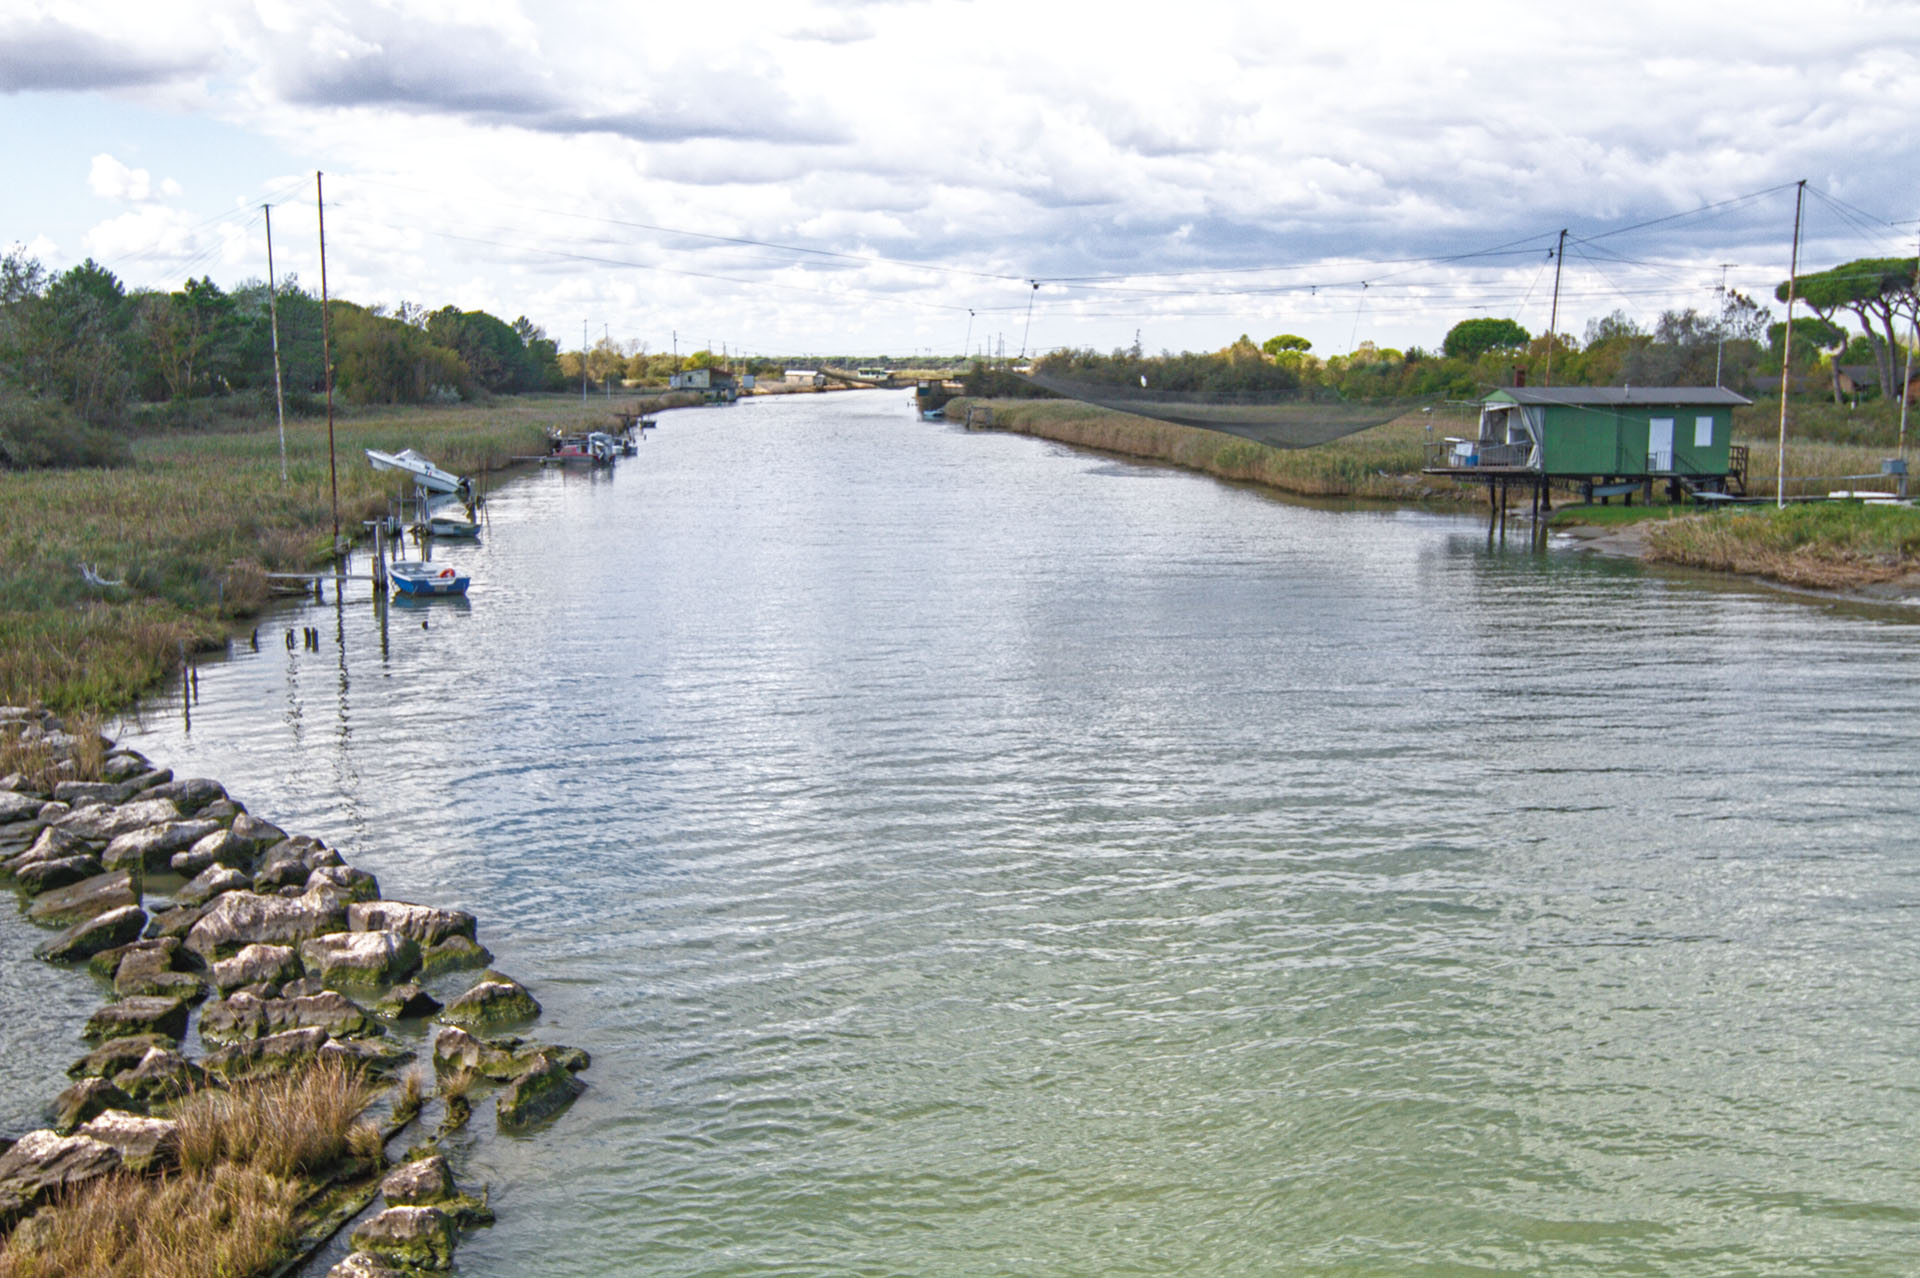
[439,568,455,579]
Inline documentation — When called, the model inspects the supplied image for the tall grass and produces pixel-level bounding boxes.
[1645,502,1920,589]
[953,398,1468,501]
[0,1057,377,1278]
[1,395,617,712]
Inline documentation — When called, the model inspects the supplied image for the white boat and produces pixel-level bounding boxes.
[366,448,465,495]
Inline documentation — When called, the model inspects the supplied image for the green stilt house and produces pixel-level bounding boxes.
[1426,386,1751,501]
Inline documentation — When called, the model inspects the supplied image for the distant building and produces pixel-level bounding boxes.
[669,366,738,403]
[1834,364,1919,400]
[785,369,827,387]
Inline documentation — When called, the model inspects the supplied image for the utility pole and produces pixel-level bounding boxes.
[1777,180,1806,509]
[317,171,339,551]
[1713,263,1734,388]
[605,323,611,398]
[1019,281,1039,360]
[263,204,288,484]
[581,320,588,402]
[1901,229,1918,463]
[1544,229,1567,387]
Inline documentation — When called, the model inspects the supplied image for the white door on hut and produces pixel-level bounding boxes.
[1649,417,1675,472]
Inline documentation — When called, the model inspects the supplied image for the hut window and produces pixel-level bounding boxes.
[1694,415,1714,447]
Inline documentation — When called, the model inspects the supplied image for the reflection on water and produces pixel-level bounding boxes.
[11,390,1911,1275]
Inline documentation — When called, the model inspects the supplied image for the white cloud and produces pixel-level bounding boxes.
[10,0,1918,352]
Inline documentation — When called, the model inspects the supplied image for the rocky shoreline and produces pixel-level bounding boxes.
[0,705,586,1275]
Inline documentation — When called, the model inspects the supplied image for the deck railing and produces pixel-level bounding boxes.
[1423,440,1534,469]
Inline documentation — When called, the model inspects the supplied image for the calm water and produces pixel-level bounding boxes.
[11,389,1920,1273]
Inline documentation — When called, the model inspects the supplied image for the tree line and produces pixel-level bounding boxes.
[0,248,568,468]
[1030,254,1920,407]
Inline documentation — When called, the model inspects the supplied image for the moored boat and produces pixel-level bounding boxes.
[389,560,470,596]
[366,447,467,496]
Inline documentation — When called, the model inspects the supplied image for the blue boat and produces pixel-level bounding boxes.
[389,560,470,597]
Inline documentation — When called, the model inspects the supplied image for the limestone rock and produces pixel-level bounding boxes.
[37,903,148,963]
[372,982,441,1020]
[432,1027,586,1082]
[495,1053,584,1128]
[301,930,421,992]
[254,840,315,890]
[143,901,211,941]
[114,966,205,1003]
[175,863,250,907]
[318,1036,416,1077]
[50,1077,137,1134]
[350,1205,456,1271]
[0,1130,121,1229]
[178,826,253,874]
[441,971,539,1028]
[15,825,92,868]
[113,1046,207,1104]
[76,1111,178,1174]
[419,935,492,977]
[68,1034,173,1081]
[198,990,378,1044]
[308,863,380,903]
[93,935,183,981]
[16,853,104,895]
[380,1153,453,1205]
[101,752,151,782]
[27,870,138,927]
[202,1026,329,1080]
[102,819,222,873]
[184,888,349,962]
[349,900,476,948]
[83,996,189,1044]
[328,1255,404,1278]
[55,797,182,843]
[227,813,287,852]
[52,779,135,807]
[0,790,44,823]
[197,799,244,825]
[122,768,173,795]
[140,777,226,815]
[211,943,300,994]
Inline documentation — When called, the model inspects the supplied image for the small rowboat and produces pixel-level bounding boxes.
[389,560,470,596]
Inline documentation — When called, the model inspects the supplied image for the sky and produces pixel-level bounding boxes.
[2,0,1916,360]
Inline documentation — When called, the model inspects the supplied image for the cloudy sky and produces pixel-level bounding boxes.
[2,0,1914,359]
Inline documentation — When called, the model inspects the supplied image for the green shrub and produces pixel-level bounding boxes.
[0,390,131,469]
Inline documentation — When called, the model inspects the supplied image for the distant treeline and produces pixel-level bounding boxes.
[0,249,569,468]
[1026,256,1918,407]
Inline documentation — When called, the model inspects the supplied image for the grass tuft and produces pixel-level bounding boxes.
[0,1057,376,1278]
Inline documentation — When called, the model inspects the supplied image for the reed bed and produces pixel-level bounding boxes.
[0,1057,376,1278]
[1645,502,1920,589]
[0,396,616,712]
[952,398,1467,501]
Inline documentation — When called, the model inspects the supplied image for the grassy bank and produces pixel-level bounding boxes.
[948,397,1473,501]
[1,394,675,712]
[958,395,1920,594]
[1642,501,1920,591]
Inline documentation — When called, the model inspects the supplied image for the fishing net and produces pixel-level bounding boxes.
[1015,370,1429,449]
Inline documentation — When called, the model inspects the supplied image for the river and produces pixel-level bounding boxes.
[23,389,1920,1273]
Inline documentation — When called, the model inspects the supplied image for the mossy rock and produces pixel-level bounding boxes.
[349,1205,457,1270]
[440,972,539,1028]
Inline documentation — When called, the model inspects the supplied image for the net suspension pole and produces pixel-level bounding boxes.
[1901,230,1918,463]
[1544,229,1567,388]
[264,203,288,484]
[317,171,339,552]
[1018,282,1038,360]
[1776,180,1806,509]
